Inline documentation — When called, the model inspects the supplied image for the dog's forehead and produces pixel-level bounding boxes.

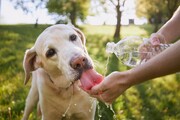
[46,25,74,33]
[34,25,82,55]
[35,25,76,46]
[44,25,75,38]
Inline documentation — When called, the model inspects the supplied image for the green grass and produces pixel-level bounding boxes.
[0,24,179,120]
[0,24,49,120]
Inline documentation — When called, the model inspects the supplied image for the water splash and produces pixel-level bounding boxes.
[97,101,102,120]
[105,54,117,119]
[105,103,117,120]
[110,104,117,120]
[96,53,117,120]
[96,102,117,120]
[103,54,110,77]
[88,97,96,113]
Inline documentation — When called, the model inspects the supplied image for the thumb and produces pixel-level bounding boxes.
[90,83,102,95]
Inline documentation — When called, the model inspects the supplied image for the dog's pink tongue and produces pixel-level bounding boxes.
[80,69,103,90]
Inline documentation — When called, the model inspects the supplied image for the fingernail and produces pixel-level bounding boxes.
[151,37,160,45]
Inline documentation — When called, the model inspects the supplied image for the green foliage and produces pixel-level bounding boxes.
[46,0,90,25]
[0,24,179,120]
[0,24,49,120]
[136,0,180,21]
[135,0,180,32]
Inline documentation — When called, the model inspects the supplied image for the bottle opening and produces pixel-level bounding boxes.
[106,42,115,54]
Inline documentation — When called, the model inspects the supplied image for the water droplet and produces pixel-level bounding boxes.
[12,101,15,104]
[105,103,110,108]
[74,103,77,106]
[62,114,66,117]
[113,115,117,120]
[146,108,150,111]
[119,110,123,114]
[98,115,102,118]
[141,116,145,119]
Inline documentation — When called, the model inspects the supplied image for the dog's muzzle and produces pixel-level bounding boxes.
[70,55,92,80]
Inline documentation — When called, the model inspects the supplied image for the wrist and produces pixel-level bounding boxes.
[124,69,137,86]
[116,70,134,88]
[125,67,148,86]
[157,19,179,43]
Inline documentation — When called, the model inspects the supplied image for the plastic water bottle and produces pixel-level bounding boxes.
[106,36,170,67]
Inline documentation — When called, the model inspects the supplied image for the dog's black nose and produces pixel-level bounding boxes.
[70,55,90,70]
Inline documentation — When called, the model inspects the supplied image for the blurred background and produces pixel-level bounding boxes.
[0,0,180,120]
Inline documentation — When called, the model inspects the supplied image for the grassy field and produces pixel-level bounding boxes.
[0,24,179,120]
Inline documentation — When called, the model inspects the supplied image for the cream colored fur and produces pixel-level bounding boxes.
[22,24,96,120]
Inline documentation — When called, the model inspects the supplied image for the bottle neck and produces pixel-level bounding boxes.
[106,42,116,54]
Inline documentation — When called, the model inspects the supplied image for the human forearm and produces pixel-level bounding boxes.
[157,7,180,43]
[88,41,180,103]
[127,40,180,86]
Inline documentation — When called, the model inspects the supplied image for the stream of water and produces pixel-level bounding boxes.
[96,54,117,120]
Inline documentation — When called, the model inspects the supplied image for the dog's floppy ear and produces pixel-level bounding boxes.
[73,27,86,45]
[23,46,40,85]
[73,27,88,53]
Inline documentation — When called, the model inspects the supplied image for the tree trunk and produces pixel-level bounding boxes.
[153,12,162,32]
[113,2,121,40]
[34,18,38,28]
[154,23,159,32]
[167,0,179,19]
[70,13,76,26]
[70,1,77,26]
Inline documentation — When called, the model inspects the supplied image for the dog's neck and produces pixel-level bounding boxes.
[40,68,83,95]
[47,71,76,118]
[47,73,73,90]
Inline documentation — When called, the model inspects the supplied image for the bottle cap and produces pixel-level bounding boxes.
[106,42,115,54]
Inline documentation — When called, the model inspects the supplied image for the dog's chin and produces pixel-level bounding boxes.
[72,71,82,82]
[72,69,92,82]
[70,69,84,82]
[68,63,93,82]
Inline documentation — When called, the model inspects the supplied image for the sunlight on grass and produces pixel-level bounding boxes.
[121,25,149,38]
[83,25,115,36]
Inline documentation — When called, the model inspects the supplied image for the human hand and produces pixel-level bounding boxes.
[150,33,166,46]
[88,71,131,104]
[138,33,166,63]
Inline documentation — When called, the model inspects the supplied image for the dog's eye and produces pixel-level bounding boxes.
[46,49,56,58]
[70,34,77,41]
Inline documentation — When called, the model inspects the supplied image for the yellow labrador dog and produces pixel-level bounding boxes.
[22,24,97,120]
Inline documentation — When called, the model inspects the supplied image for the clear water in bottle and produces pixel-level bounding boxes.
[106,36,170,67]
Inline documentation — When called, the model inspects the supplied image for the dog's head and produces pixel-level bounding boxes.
[23,24,93,88]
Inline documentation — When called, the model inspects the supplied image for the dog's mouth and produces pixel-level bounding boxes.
[72,66,103,91]
[78,69,103,90]
[70,55,103,90]
[73,63,93,80]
